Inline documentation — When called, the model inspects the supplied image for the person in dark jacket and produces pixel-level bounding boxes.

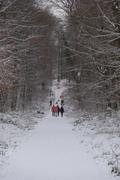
[49,100,52,107]
[61,99,64,106]
[60,106,64,117]
[57,105,61,117]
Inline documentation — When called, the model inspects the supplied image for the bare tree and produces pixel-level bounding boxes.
[0,0,57,112]
[50,0,120,112]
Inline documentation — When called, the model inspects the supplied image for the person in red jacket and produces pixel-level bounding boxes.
[51,104,56,116]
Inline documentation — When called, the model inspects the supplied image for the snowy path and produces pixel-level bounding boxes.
[1,113,119,180]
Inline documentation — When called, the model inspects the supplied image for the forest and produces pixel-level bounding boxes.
[51,0,120,113]
[0,0,120,114]
[0,0,56,112]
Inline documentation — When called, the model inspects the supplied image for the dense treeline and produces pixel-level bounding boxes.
[0,0,56,112]
[51,0,120,112]
[1,0,120,113]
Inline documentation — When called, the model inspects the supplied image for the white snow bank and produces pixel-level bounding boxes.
[68,108,120,176]
[0,108,46,170]
[59,80,120,177]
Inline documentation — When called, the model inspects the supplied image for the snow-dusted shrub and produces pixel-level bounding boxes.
[108,144,120,176]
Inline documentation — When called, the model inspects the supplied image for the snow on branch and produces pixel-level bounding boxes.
[96,2,116,28]
[0,0,18,13]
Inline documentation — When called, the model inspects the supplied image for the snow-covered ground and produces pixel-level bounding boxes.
[0,80,119,179]
[1,113,119,180]
[63,80,120,177]
[0,101,47,172]
[72,113,120,176]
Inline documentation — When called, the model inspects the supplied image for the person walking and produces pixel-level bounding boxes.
[59,96,64,106]
[49,100,52,107]
[51,104,55,116]
[57,104,61,117]
[60,106,64,117]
